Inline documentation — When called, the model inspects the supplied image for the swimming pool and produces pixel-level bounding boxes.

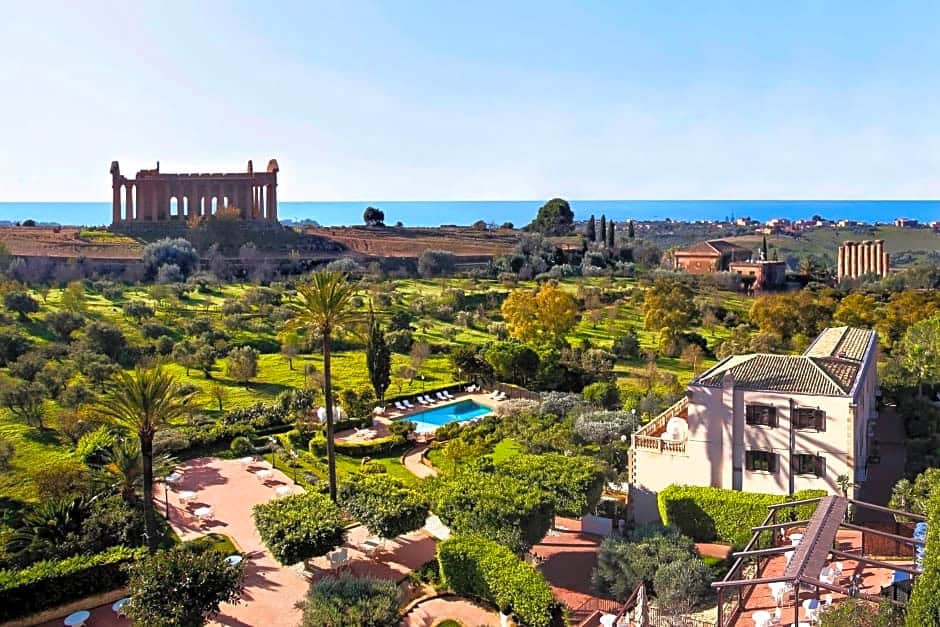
[404,399,494,433]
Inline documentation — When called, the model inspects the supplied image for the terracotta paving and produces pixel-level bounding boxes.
[734,528,908,627]
[40,457,438,627]
[532,517,604,611]
[401,596,500,627]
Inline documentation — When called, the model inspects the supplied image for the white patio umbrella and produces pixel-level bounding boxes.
[634,582,648,627]
[316,405,347,422]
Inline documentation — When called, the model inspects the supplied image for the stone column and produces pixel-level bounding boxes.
[112,181,122,224]
[883,251,890,276]
[125,184,134,222]
[875,240,884,276]
[837,245,845,281]
[267,182,277,222]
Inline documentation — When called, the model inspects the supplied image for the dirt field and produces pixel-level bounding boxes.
[0,226,144,259]
[302,225,522,257]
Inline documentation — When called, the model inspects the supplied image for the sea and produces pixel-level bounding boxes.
[0,200,937,228]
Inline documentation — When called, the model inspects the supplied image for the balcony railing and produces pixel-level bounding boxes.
[632,397,689,453]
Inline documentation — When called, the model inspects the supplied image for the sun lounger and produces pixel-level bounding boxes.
[373,406,385,415]
[403,400,415,409]
[465,385,477,393]
[419,395,431,404]
[495,392,508,401]
[436,392,447,401]
[417,397,428,405]
[488,390,500,399]
[443,390,455,399]
[394,401,406,411]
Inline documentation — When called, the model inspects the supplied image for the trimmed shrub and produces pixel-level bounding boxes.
[437,534,563,627]
[230,436,252,456]
[658,485,826,547]
[298,575,399,627]
[426,470,554,553]
[339,474,429,539]
[0,546,146,621]
[309,434,407,458]
[492,453,605,518]
[252,492,346,564]
[906,489,940,626]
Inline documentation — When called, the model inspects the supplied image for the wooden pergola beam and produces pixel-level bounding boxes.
[732,545,794,559]
[830,549,922,575]
[752,520,810,532]
[841,522,926,546]
[848,499,927,522]
[767,497,823,510]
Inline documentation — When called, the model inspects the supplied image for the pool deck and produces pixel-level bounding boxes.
[336,391,505,442]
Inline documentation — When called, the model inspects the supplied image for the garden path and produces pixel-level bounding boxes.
[401,595,499,627]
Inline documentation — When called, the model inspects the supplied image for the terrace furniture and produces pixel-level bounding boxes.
[178,490,198,503]
[465,385,478,392]
[488,390,500,399]
[752,610,771,627]
[599,614,616,627]
[417,397,429,406]
[238,456,255,466]
[64,610,90,626]
[373,406,386,415]
[802,599,819,623]
[790,533,804,546]
[256,469,274,481]
[395,401,406,411]
[327,548,349,571]
[165,471,183,486]
[445,390,456,399]
[112,597,130,617]
[403,400,415,409]
[769,581,788,606]
[194,506,213,520]
[276,485,293,496]
[436,392,447,401]
[224,555,243,567]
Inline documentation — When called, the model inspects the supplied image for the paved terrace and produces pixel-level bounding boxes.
[41,457,438,627]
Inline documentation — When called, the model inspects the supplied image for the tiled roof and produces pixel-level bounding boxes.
[675,239,750,256]
[694,326,875,396]
[804,326,875,362]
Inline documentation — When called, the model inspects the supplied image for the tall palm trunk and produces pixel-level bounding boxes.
[140,433,157,551]
[322,332,338,502]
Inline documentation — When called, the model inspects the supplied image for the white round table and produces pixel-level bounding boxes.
[276,485,293,496]
[790,533,803,545]
[64,610,90,626]
[224,554,243,567]
[599,614,616,627]
[165,471,183,484]
[256,469,273,480]
[193,506,213,519]
[752,610,771,627]
[178,490,197,502]
[239,456,254,465]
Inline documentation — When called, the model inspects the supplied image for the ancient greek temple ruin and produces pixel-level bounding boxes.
[110,159,279,225]
[837,240,889,281]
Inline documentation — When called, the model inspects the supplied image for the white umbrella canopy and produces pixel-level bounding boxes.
[316,405,347,422]
[634,582,648,627]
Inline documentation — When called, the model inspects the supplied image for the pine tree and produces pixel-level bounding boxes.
[607,220,615,248]
[586,215,596,242]
[599,215,607,244]
[628,220,635,239]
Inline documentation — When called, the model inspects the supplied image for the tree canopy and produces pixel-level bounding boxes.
[363,206,385,227]
[252,492,346,564]
[527,198,574,236]
[501,283,579,344]
[339,474,428,539]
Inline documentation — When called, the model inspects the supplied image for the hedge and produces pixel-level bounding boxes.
[308,434,407,458]
[252,492,346,565]
[657,485,827,547]
[437,534,564,627]
[492,453,605,518]
[906,490,940,626]
[0,545,146,621]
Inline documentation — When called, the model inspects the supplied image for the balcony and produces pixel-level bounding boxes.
[632,397,689,453]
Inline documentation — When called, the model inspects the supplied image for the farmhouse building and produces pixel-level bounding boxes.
[629,326,879,523]
[673,239,752,274]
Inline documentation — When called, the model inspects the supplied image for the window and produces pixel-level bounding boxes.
[793,454,825,477]
[746,450,778,472]
[746,404,777,427]
[793,408,826,431]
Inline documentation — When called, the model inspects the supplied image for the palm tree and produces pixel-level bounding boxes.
[96,438,175,504]
[96,367,191,551]
[292,271,358,502]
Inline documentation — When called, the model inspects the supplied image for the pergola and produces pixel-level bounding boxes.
[712,495,925,626]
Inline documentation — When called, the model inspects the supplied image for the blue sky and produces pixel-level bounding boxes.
[1,1,938,201]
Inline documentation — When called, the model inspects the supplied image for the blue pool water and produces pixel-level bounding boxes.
[405,399,493,433]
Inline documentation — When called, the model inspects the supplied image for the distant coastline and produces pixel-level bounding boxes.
[0,200,937,228]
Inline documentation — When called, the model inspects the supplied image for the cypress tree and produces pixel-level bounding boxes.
[607,220,615,247]
[761,235,769,260]
[586,215,596,242]
[599,215,607,244]
[628,220,635,239]
[366,305,391,401]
